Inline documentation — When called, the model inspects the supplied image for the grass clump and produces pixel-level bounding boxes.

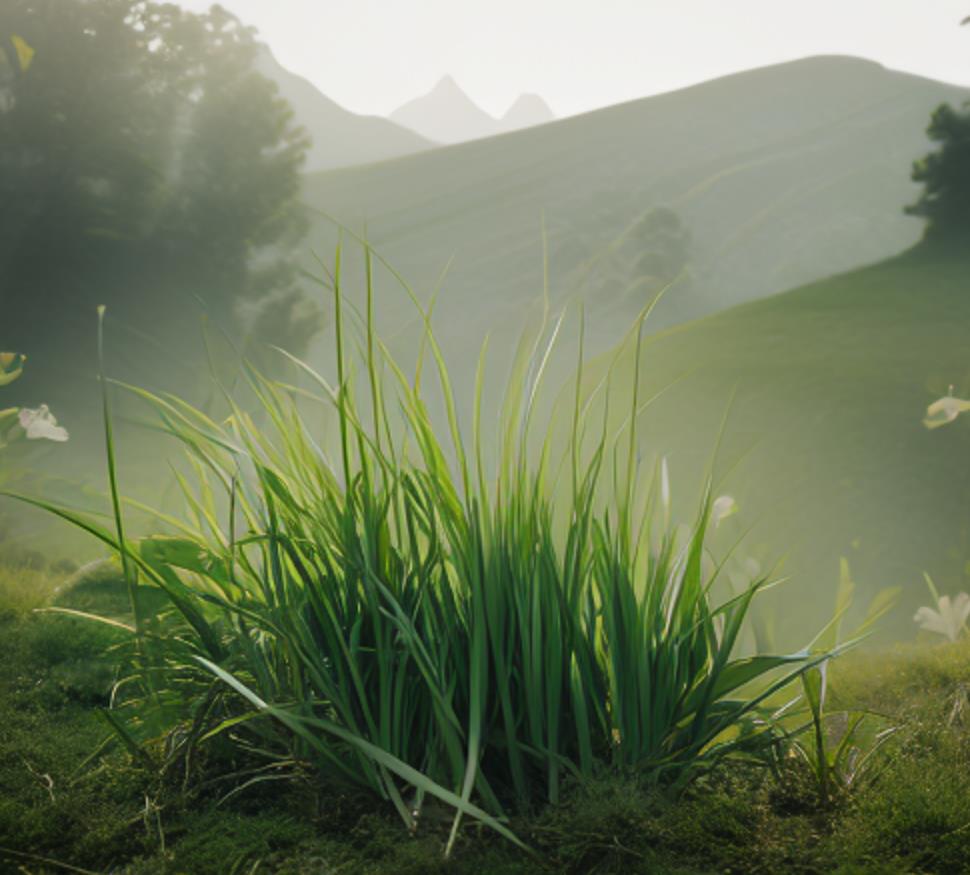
[820,641,970,874]
[3,591,970,873]
[4,246,838,856]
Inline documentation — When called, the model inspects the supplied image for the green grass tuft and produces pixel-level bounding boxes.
[2,246,835,855]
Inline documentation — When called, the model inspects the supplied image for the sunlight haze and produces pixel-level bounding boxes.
[6,2,970,869]
[178,0,970,117]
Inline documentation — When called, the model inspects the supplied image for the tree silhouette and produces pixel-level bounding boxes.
[0,1,316,413]
[906,103,970,239]
[905,16,970,241]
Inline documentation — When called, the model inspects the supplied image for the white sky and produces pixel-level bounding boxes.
[177,1,970,118]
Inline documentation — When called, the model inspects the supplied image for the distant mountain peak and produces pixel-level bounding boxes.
[500,93,555,129]
[426,74,493,114]
[432,74,464,93]
[390,76,498,144]
[390,77,555,144]
[254,43,433,171]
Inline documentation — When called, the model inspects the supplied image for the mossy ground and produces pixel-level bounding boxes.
[2,575,970,875]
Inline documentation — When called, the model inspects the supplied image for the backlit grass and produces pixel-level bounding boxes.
[4,246,834,855]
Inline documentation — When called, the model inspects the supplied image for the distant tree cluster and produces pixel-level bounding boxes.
[601,206,691,304]
[627,207,690,282]
[0,1,318,408]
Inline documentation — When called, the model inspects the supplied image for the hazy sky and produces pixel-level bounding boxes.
[177,1,970,118]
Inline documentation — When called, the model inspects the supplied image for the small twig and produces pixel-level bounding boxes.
[610,835,645,859]
[946,683,969,728]
[22,758,55,802]
[941,819,970,842]
[142,793,165,853]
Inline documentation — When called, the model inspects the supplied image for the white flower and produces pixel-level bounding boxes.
[711,495,738,529]
[18,405,69,442]
[924,386,970,429]
[914,592,970,642]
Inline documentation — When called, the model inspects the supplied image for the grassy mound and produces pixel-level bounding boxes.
[4,270,837,855]
[3,603,970,874]
[3,242,969,872]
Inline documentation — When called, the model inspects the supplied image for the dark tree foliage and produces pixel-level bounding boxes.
[0,1,317,409]
[906,16,970,242]
[906,101,970,240]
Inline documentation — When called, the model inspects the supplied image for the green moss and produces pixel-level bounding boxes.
[0,561,62,618]
[4,603,970,874]
[830,638,970,718]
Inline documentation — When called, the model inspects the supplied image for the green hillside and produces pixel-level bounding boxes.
[300,56,968,373]
[8,56,968,626]
[592,241,970,640]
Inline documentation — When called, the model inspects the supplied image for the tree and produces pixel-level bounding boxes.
[0,1,316,415]
[906,102,970,240]
[905,14,970,241]
[593,206,691,305]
